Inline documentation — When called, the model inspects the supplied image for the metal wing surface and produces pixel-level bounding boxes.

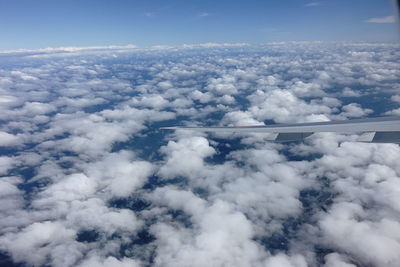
[161,116,400,143]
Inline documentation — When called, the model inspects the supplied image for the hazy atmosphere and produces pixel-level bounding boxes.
[0,1,399,267]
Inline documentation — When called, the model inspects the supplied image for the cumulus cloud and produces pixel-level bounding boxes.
[77,255,141,267]
[385,108,400,116]
[0,177,24,217]
[0,157,15,175]
[323,253,356,267]
[391,94,400,103]
[340,103,373,118]
[341,87,361,97]
[0,221,80,266]
[148,187,268,267]
[0,131,21,146]
[84,151,154,198]
[248,89,332,123]
[222,110,264,126]
[158,136,215,179]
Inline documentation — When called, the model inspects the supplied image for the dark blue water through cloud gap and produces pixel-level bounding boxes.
[0,43,399,267]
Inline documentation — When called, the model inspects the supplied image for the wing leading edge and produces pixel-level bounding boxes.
[161,116,400,143]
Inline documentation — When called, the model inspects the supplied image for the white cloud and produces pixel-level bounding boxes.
[77,255,141,267]
[0,177,24,218]
[265,253,307,267]
[0,131,21,146]
[366,15,396,23]
[0,156,15,175]
[158,136,215,179]
[319,202,400,266]
[341,87,361,97]
[385,108,400,116]
[131,94,169,109]
[323,253,356,267]
[305,2,321,7]
[198,12,209,17]
[182,43,249,48]
[222,110,263,126]
[190,90,213,103]
[84,151,154,198]
[0,221,80,267]
[391,95,400,103]
[248,89,332,123]
[148,187,268,267]
[36,173,97,202]
[65,198,142,235]
[0,45,138,55]
[340,103,373,118]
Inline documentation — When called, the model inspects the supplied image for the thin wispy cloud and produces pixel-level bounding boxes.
[305,2,321,7]
[198,12,210,18]
[366,15,396,23]
[144,12,156,18]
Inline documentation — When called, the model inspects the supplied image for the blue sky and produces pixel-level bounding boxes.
[0,0,398,50]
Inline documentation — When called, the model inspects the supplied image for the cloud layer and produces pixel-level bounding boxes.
[0,43,399,267]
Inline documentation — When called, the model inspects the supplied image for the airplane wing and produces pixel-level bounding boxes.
[161,116,400,143]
